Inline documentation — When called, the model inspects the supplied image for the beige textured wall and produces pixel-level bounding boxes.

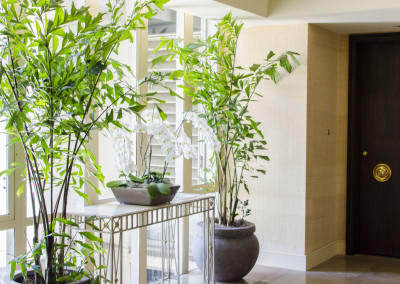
[236,23,349,266]
[305,25,348,254]
[236,24,309,256]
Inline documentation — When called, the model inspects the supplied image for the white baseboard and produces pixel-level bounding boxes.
[257,251,307,271]
[257,240,346,271]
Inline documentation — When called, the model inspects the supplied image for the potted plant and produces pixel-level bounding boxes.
[105,108,215,205]
[153,12,299,282]
[0,0,168,282]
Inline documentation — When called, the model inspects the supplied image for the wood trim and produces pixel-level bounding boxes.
[349,32,400,43]
[346,32,400,255]
[346,34,360,255]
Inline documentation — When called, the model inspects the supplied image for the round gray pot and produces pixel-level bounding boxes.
[1,270,91,284]
[192,220,259,282]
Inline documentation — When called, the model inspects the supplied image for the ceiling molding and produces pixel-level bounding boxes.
[165,0,266,20]
[214,0,268,18]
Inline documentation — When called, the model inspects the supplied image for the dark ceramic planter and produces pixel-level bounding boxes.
[111,185,180,206]
[1,270,90,284]
[192,221,259,282]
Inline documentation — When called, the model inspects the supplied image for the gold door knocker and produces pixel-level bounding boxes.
[373,163,392,182]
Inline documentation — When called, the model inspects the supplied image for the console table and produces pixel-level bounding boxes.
[67,193,215,283]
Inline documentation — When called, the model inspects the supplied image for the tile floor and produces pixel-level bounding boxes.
[178,254,400,283]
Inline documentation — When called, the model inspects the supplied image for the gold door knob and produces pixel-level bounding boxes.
[363,151,368,156]
[373,163,391,182]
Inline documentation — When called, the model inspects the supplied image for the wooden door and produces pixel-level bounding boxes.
[347,33,400,257]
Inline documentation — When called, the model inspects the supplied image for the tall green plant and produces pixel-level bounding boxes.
[153,12,299,226]
[0,0,168,282]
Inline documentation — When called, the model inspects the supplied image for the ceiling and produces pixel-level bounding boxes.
[165,0,400,34]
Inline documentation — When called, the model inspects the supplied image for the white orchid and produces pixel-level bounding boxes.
[183,111,220,153]
[110,108,207,183]
[183,145,198,159]
[110,109,219,186]
[133,124,147,134]
[141,108,162,125]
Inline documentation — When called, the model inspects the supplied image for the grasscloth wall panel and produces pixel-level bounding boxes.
[236,24,309,256]
[235,24,349,270]
[306,25,348,255]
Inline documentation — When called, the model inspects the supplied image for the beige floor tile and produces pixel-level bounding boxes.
[177,255,400,284]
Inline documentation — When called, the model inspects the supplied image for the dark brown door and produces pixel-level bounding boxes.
[347,33,400,257]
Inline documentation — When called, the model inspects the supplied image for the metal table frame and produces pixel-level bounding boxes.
[67,193,215,283]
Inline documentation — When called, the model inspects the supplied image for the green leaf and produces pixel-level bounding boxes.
[5,112,16,130]
[52,35,59,53]
[249,64,260,72]
[186,43,204,50]
[79,231,103,243]
[266,51,275,60]
[157,183,170,195]
[120,30,134,42]
[256,169,266,175]
[21,261,27,279]
[85,221,100,231]
[0,168,15,177]
[128,105,146,113]
[258,155,270,161]
[287,51,301,66]
[86,179,101,195]
[156,105,167,121]
[147,182,158,199]
[92,276,101,284]
[169,69,184,78]
[128,174,145,183]
[151,54,171,67]
[55,218,79,227]
[31,265,43,277]
[10,261,16,280]
[32,242,43,256]
[224,110,234,120]
[88,61,106,75]
[249,119,264,139]
[16,181,25,197]
[106,180,128,188]
[279,56,292,73]
[41,139,50,155]
[265,67,280,83]
[74,189,90,204]
[153,0,169,9]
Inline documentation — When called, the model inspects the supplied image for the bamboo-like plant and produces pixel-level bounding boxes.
[0,0,168,282]
[153,12,299,226]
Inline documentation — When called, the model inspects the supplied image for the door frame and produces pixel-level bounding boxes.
[346,32,400,255]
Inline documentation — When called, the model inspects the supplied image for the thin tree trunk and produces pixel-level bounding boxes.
[45,235,56,284]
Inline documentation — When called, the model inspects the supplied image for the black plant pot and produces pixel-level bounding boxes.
[192,221,259,282]
[1,270,91,284]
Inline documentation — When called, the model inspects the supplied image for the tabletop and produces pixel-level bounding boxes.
[66,193,214,219]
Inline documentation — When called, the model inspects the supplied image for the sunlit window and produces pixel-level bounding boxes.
[0,120,8,217]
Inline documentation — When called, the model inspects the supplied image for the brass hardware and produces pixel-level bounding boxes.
[373,163,392,182]
[363,151,368,156]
